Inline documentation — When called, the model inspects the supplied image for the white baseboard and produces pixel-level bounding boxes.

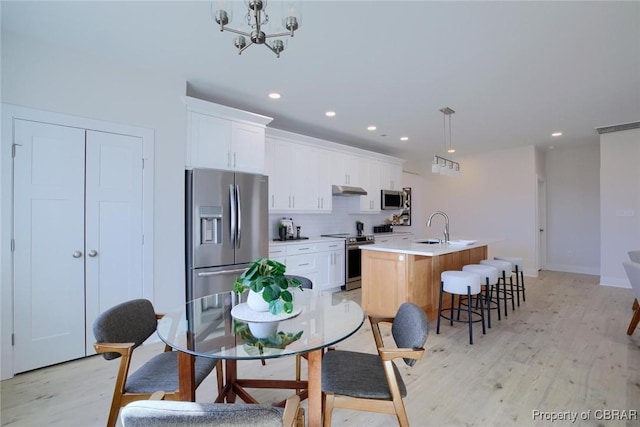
[545,263,600,276]
[599,276,631,288]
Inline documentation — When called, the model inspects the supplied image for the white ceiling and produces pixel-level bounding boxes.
[3,1,639,166]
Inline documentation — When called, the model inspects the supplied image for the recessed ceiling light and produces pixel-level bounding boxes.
[325,111,336,117]
[268,92,281,99]
[400,136,409,141]
[367,126,377,131]
[552,132,562,137]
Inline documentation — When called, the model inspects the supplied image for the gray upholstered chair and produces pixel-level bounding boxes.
[321,302,429,427]
[120,393,304,427]
[93,299,222,427]
[623,261,640,335]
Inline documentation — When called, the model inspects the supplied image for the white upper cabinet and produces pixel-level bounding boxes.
[380,161,403,190]
[350,158,381,213]
[331,152,360,186]
[185,96,273,173]
[265,135,332,213]
[265,128,404,214]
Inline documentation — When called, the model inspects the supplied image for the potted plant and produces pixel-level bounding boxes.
[233,258,303,314]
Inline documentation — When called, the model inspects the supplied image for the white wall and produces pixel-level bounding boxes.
[1,32,187,312]
[545,144,600,275]
[415,145,539,276]
[600,128,640,287]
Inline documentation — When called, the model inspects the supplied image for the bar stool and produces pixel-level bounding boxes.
[462,264,500,328]
[494,256,525,306]
[437,270,485,344]
[480,259,514,317]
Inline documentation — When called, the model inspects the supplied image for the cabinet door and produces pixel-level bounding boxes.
[314,148,332,212]
[187,111,232,170]
[381,161,403,190]
[329,248,345,288]
[331,152,360,186]
[232,122,265,173]
[13,120,87,373]
[266,138,293,210]
[350,158,381,213]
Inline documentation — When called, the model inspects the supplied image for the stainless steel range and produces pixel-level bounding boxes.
[321,233,375,290]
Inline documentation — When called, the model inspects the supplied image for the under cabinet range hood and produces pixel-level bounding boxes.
[332,184,368,196]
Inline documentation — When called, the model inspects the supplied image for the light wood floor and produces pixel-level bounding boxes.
[2,271,639,426]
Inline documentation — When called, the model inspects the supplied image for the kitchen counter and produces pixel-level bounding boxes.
[360,238,488,319]
[361,238,486,257]
[269,236,344,246]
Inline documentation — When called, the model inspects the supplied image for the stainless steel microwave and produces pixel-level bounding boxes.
[381,189,404,210]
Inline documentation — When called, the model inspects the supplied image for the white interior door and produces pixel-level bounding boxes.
[537,177,547,271]
[84,130,143,352]
[13,120,87,373]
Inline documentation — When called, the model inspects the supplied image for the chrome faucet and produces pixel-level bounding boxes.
[427,211,450,243]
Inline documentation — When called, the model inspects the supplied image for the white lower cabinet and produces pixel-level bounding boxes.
[268,240,345,291]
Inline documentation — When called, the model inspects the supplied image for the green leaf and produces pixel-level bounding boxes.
[269,300,283,315]
[280,290,293,302]
[262,285,279,302]
[283,301,294,314]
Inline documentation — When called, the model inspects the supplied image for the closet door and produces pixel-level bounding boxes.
[84,130,143,352]
[13,120,87,373]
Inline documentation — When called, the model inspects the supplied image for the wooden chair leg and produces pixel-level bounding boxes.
[216,360,224,396]
[323,393,335,427]
[633,298,639,311]
[627,306,640,335]
[295,355,302,395]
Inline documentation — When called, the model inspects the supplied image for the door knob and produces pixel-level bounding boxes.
[88,250,98,257]
[72,250,83,258]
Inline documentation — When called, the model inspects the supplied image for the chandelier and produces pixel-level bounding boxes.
[432,107,460,177]
[213,1,300,58]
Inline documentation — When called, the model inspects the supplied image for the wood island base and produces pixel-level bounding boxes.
[361,245,487,319]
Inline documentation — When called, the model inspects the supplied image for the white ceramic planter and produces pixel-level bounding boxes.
[247,290,270,312]
[247,321,279,339]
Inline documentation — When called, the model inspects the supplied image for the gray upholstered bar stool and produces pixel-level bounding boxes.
[437,270,485,344]
[494,256,525,306]
[462,264,500,328]
[480,259,514,317]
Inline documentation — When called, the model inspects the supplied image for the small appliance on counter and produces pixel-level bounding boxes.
[373,224,393,233]
[274,218,309,241]
[356,221,364,236]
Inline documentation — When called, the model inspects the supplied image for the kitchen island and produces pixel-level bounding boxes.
[360,239,487,319]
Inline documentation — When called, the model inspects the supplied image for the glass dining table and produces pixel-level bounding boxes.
[156,288,365,427]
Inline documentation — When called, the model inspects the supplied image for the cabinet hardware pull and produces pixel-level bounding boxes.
[72,250,83,258]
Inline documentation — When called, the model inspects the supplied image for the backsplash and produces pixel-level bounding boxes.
[268,197,403,239]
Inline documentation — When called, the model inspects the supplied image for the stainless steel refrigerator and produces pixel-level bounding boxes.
[185,168,268,301]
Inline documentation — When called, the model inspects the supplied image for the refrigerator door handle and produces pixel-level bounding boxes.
[229,184,236,248]
[236,184,242,249]
[197,267,247,277]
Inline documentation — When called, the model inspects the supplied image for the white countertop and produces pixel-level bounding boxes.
[269,236,345,246]
[360,237,488,256]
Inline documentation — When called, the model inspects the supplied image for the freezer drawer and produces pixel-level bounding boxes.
[188,264,249,301]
